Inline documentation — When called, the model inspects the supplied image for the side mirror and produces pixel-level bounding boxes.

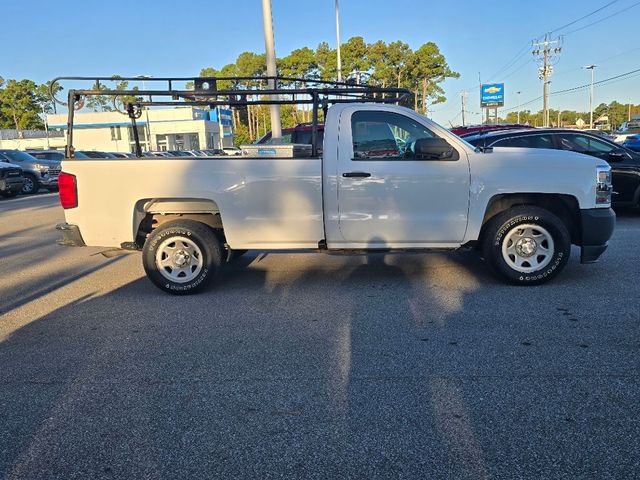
[413,138,459,160]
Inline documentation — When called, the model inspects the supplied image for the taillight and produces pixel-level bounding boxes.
[58,172,77,209]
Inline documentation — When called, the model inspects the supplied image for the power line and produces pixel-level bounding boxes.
[552,66,640,95]
[501,66,640,113]
[564,0,640,36]
[486,43,531,82]
[549,0,620,34]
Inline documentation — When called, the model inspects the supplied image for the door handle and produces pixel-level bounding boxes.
[342,172,371,178]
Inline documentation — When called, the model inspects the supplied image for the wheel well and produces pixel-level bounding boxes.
[133,199,225,247]
[480,193,581,244]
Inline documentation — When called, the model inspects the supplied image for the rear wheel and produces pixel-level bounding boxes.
[142,220,223,294]
[21,174,39,195]
[482,206,571,285]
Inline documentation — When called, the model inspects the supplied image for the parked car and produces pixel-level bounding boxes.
[110,152,138,158]
[222,147,241,156]
[76,151,118,159]
[27,150,65,161]
[622,134,640,152]
[57,103,615,293]
[450,123,533,137]
[257,123,325,146]
[611,121,640,144]
[0,157,25,198]
[0,149,60,194]
[464,128,640,208]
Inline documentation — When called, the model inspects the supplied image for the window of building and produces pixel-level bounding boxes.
[110,125,122,141]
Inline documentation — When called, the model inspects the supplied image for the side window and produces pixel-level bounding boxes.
[558,134,615,154]
[493,135,554,149]
[351,111,436,160]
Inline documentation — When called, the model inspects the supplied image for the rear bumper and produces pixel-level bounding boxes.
[55,223,86,247]
[579,208,615,264]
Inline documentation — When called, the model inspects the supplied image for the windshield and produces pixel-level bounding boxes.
[0,150,37,163]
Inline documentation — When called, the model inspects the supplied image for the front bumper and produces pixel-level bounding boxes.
[579,208,615,264]
[55,223,86,247]
[0,178,25,193]
[40,175,59,187]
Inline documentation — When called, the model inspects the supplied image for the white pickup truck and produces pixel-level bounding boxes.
[56,101,616,294]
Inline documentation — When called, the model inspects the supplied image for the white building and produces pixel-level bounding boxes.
[44,106,234,153]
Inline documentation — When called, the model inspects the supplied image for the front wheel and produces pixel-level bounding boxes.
[142,220,223,294]
[482,206,571,285]
[21,174,39,195]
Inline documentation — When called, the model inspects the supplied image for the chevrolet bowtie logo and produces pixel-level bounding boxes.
[484,86,501,93]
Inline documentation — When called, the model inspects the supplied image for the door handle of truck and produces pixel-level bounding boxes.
[342,172,371,178]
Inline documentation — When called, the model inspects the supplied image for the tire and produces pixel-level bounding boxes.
[48,187,59,193]
[142,220,223,294]
[482,206,571,285]
[21,174,39,195]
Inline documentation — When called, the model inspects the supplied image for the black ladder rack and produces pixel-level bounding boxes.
[50,75,411,158]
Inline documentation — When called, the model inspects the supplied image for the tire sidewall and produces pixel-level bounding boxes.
[21,174,38,195]
[143,222,221,294]
[487,210,570,285]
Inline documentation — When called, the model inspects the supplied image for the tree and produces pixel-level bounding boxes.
[36,80,63,114]
[406,42,460,114]
[0,79,44,130]
[340,36,371,82]
[314,42,337,80]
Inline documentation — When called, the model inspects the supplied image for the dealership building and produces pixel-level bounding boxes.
[36,106,234,153]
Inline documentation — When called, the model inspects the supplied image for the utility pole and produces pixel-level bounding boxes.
[516,91,522,124]
[460,90,468,126]
[335,0,342,82]
[584,65,596,129]
[533,34,562,127]
[629,98,633,122]
[261,0,282,141]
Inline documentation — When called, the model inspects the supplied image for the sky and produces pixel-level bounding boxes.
[1,0,638,126]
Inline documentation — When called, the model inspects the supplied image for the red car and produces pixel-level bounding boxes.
[451,124,532,138]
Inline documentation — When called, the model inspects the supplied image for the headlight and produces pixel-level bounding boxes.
[596,165,612,206]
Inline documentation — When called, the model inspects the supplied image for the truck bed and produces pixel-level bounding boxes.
[61,156,324,249]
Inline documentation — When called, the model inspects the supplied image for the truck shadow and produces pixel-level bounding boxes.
[0,240,634,478]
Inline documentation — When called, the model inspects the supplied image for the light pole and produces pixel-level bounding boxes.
[516,91,521,124]
[42,105,50,149]
[261,0,282,141]
[335,0,342,82]
[584,65,596,129]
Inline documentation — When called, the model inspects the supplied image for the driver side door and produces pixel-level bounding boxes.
[335,109,470,248]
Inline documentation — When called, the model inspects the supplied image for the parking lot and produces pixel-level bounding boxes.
[1,193,639,479]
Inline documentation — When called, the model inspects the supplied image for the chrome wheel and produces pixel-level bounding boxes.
[501,224,554,273]
[155,236,204,283]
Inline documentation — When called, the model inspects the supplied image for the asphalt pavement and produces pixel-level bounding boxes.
[1,193,639,479]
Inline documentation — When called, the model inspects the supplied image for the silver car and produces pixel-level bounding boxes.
[0,150,60,195]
